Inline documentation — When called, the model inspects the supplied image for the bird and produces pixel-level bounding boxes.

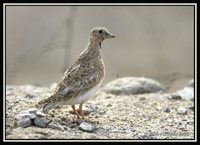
[36,27,115,121]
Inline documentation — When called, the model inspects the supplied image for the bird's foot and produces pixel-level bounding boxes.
[76,116,90,125]
[81,116,90,123]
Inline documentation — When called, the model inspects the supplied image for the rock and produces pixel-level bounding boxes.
[28,108,37,114]
[78,122,95,132]
[36,111,46,117]
[177,107,188,115]
[29,114,37,120]
[17,117,32,128]
[18,110,30,118]
[163,107,171,113]
[171,79,194,100]
[18,108,47,128]
[101,77,164,95]
[34,117,47,128]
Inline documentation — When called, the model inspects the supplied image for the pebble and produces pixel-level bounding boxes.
[34,117,47,128]
[78,122,95,132]
[177,107,188,115]
[17,108,47,128]
[18,110,30,117]
[29,114,37,119]
[163,107,171,113]
[36,111,46,117]
[28,108,37,114]
[17,117,32,128]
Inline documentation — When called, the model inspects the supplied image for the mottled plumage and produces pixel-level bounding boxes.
[37,27,115,121]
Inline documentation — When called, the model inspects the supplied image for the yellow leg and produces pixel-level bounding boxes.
[79,103,84,118]
[79,103,89,122]
[71,105,80,119]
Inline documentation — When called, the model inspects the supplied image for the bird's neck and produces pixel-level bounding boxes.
[86,38,103,58]
[89,37,103,49]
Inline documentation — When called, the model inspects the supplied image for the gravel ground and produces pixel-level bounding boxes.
[5,84,194,140]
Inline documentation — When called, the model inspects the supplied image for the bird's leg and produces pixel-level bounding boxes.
[79,103,89,122]
[71,105,80,119]
[79,103,84,118]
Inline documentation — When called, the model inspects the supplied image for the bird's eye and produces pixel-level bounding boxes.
[98,30,103,33]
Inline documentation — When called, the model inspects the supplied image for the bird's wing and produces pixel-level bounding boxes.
[37,64,81,107]
[51,61,101,102]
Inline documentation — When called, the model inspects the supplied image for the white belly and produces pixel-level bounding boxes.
[65,80,103,105]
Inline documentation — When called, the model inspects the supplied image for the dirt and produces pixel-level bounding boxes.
[5,84,194,140]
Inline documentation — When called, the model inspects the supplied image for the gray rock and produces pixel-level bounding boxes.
[30,114,37,119]
[17,117,32,128]
[36,111,46,117]
[101,77,164,95]
[34,117,47,128]
[18,110,30,118]
[171,79,194,100]
[28,108,37,114]
[163,107,171,113]
[78,122,95,132]
[177,107,188,115]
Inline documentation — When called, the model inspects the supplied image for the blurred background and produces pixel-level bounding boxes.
[6,5,194,91]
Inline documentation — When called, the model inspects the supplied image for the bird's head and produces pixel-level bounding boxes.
[89,27,115,43]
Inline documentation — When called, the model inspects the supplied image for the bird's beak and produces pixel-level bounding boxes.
[107,33,115,38]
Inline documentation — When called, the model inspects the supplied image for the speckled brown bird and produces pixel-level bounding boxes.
[37,27,115,121]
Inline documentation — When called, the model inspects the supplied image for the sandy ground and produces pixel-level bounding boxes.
[5,84,194,140]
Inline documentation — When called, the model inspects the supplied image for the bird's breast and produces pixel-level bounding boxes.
[65,79,103,105]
